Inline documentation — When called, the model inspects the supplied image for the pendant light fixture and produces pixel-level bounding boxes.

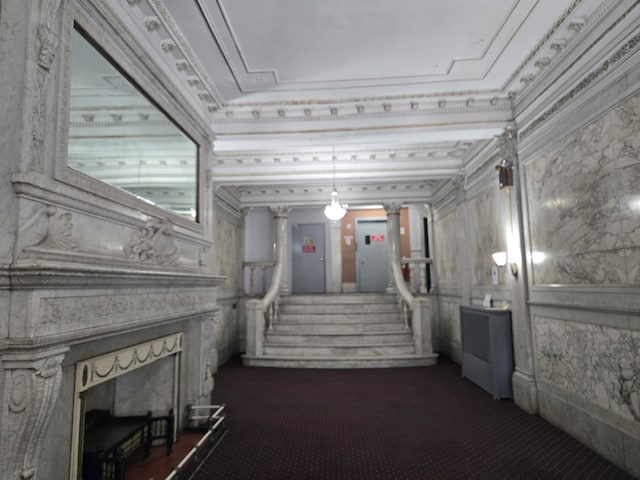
[324,149,347,221]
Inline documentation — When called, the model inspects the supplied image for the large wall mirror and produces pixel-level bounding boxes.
[67,28,199,221]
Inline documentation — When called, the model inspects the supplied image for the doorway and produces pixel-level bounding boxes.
[292,223,326,293]
[355,218,388,292]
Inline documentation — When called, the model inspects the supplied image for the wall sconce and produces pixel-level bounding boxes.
[492,251,518,277]
[495,159,514,189]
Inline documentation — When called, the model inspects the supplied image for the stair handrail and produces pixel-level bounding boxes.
[401,257,432,293]
[245,236,284,357]
[389,242,434,357]
[391,259,414,328]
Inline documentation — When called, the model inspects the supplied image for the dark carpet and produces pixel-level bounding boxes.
[194,357,634,480]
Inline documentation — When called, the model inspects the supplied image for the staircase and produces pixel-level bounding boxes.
[242,293,438,368]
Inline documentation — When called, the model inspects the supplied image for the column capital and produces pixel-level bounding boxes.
[271,206,290,218]
[384,203,401,215]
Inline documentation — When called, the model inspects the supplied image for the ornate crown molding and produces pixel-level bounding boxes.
[520,29,640,140]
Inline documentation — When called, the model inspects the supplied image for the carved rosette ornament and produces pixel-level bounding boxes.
[124,219,179,265]
[0,348,68,480]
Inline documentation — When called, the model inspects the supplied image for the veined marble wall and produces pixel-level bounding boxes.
[535,317,640,423]
[434,210,460,288]
[525,90,640,285]
[215,208,243,364]
[524,89,640,476]
[467,186,505,288]
[433,208,463,359]
[216,215,242,289]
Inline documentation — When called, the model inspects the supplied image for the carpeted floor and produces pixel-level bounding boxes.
[193,357,634,480]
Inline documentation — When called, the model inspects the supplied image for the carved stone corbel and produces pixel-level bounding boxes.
[0,347,68,480]
[21,206,79,253]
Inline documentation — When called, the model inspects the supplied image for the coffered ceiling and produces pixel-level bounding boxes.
[101,0,614,207]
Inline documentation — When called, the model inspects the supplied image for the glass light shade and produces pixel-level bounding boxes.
[324,191,347,220]
[491,251,507,267]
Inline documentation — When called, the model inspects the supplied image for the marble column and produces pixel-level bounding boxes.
[384,203,402,294]
[330,221,342,293]
[272,207,290,296]
[0,346,68,480]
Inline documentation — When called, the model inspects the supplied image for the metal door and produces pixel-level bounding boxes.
[355,219,388,292]
[292,223,325,293]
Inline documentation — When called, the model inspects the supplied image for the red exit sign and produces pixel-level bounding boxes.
[371,234,385,242]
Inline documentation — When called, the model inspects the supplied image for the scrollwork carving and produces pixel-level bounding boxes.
[37,0,62,71]
[123,219,179,265]
[1,349,67,480]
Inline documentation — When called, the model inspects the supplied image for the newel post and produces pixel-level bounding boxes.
[410,297,434,356]
[245,299,265,356]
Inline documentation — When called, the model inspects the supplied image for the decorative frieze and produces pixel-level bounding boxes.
[38,291,213,328]
[521,30,640,140]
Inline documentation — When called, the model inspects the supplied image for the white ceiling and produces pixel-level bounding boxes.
[102,0,612,207]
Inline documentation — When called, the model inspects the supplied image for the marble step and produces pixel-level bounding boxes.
[265,331,413,345]
[279,303,399,314]
[262,342,415,357]
[242,354,439,369]
[273,321,405,334]
[277,312,401,323]
[280,293,397,305]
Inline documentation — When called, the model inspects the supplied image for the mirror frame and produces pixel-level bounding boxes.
[54,5,210,233]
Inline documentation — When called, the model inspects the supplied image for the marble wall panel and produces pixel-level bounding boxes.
[534,316,640,423]
[525,91,640,285]
[467,187,504,287]
[216,216,241,289]
[434,210,460,288]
